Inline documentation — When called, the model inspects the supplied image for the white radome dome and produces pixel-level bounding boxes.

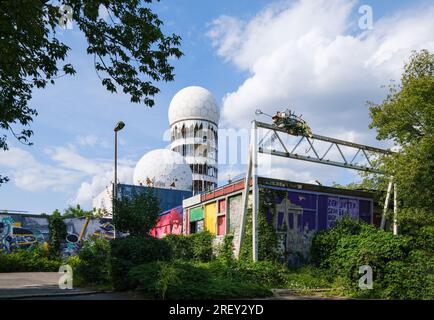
[133,149,192,191]
[168,86,220,126]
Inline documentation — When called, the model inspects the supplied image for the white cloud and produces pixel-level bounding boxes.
[46,146,105,175]
[209,0,434,138]
[0,147,84,192]
[76,134,111,149]
[209,0,434,184]
[73,164,134,205]
[0,144,135,207]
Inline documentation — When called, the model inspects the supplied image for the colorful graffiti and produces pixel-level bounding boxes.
[263,188,373,265]
[0,213,116,256]
[0,216,47,253]
[61,217,115,256]
[150,206,183,239]
[0,217,14,253]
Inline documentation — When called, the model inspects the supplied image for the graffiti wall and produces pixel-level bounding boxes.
[150,206,183,239]
[61,217,115,256]
[0,214,49,253]
[0,213,114,256]
[263,187,373,265]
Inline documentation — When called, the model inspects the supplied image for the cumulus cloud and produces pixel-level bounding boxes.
[209,0,434,184]
[0,144,135,207]
[209,0,434,137]
[73,164,134,205]
[0,147,84,192]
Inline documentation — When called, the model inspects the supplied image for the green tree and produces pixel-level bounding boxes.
[45,209,67,257]
[113,188,160,236]
[63,204,93,218]
[366,50,433,236]
[367,50,434,210]
[0,0,182,183]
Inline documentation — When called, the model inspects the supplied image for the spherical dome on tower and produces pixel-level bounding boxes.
[168,86,220,126]
[133,149,192,191]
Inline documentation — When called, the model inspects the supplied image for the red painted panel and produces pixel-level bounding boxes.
[217,215,226,236]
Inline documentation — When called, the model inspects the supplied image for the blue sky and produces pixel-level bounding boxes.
[1,0,433,214]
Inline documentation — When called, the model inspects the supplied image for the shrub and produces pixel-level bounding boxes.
[310,216,364,268]
[66,255,81,270]
[75,236,111,286]
[224,260,287,288]
[190,231,214,262]
[163,234,194,260]
[0,248,62,272]
[331,224,411,296]
[110,235,171,290]
[381,250,434,299]
[162,231,214,262]
[128,260,272,299]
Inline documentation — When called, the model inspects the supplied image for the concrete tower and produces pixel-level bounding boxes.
[168,86,219,194]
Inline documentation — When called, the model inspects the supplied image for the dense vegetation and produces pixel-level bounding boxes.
[310,217,433,299]
[0,248,62,272]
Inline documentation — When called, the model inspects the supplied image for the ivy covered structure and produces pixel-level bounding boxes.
[181,177,378,265]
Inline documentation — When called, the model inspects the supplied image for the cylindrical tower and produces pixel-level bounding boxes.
[168,86,219,194]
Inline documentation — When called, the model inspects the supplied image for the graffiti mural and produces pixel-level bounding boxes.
[61,217,115,256]
[0,217,14,253]
[0,213,116,256]
[263,187,374,265]
[0,215,49,253]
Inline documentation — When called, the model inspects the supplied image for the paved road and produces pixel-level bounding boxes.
[0,272,144,300]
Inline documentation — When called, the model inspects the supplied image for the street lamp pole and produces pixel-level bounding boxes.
[113,121,125,238]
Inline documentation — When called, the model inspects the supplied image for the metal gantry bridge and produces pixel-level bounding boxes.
[235,120,397,261]
[256,121,392,173]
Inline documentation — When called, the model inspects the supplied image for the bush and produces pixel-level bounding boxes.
[163,231,214,262]
[74,236,111,286]
[381,250,434,299]
[163,234,194,261]
[110,235,171,290]
[128,260,272,299]
[211,260,286,288]
[310,216,364,269]
[331,224,411,294]
[308,215,434,299]
[190,231,214,262]
[66,255,81,270]
[0,248,62,272]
